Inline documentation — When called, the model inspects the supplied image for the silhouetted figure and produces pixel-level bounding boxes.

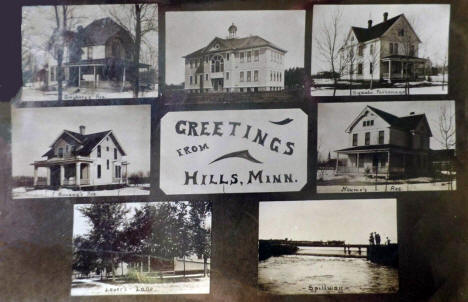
[358,247,362,255]
[347,246,351,255]
[386,237,391,245]
[375,233,381,245]
[369,233,375,245]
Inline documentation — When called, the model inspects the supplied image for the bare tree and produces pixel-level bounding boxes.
[105,4,158,98]
[440,52,448,91]
[340,46,357,95]
[367,42,380,90]
[314,8,344,97]
[433,104,456,190]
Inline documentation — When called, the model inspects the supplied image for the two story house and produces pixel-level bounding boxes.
[335,105,432,178]
[47,17,151,91]
[183,23,287,93]
[339,12,427,83]
[32,126,128,189]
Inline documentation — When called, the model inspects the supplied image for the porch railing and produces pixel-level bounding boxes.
[113,177,128,184]
[63,178,90,186]
[337,166,389,174]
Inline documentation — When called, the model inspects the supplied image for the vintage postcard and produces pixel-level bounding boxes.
[11,105,151,198]
[165,10,305,96]
[21,4,158,102]
[317,101,456,193]
[311,4,450,96]
[258,199,398,295]
[71,201,211,295]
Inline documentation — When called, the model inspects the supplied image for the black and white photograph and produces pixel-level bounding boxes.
[311,4,450,96]
[165,10,305,97]
[71,201,211,295]
[11,105,151,198]
[21,4,158,102]
[258,199,398,295]
[317,101,456,193]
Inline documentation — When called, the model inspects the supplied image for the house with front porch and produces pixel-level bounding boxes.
[339,12,427,83]
[32,126,128,189]
[335,106,432,178]
[46,17,152,91]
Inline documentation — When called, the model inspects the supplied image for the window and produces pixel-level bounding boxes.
[410,45,415,56]
[247,71,251,82]
[190,76,193,85]
[65,145,69,153]
[114,148,117,160]
[97,145,101,157]
[240,71,244,82]
[378,131,385,144]
[195,75,197,84]
[211,55,224,72]
[87,47,93,59]
[273,72,276,82]
[206,74,208,80]
[106,146,109,151]
[240,52,244,63]
[370,44,374,55]
[365,132,370,145]
[394,43,398,55]
[358,45,363,56]
[107,159,109,170]
[352,133,358,146]
[97,165,101,178]
[370,62,374,74]
[247,51,251,62]
[358,63,363,75]
[270,71,273,81]
[254,50,259,61]
[370,120,374,126]
[227,53,230,61]
[58,147,63,158]
[226,72,229,80]
[390,43,394,54]
[398,29,405,36]
[363,121,366,126]
[115,166,121,178]
[254,70,258,81]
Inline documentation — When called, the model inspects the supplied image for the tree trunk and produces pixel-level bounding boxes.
[333,76,337,96]
[133,4,142,98]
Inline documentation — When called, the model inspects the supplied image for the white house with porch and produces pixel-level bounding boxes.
[335,105,432,178]
[183,23,287,93]
[32,126,128,189]
[339,12,427,83]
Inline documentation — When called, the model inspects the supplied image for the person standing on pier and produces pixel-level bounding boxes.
[375,233,381,245]
[386,237,391,245]
[369,233,375,245]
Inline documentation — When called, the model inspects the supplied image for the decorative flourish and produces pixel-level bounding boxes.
[209,150,263,165]
[269,118,294,125]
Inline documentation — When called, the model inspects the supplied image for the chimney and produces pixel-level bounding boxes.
[410,112,415,115]
[368,20,373,28]
[384,12,388,21]
[79,125,86,135]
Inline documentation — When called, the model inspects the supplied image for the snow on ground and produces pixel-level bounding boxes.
[311,84,448,96]
[317,170,456,192]
[71,276,209,296]
[20,86,158,101]
[12,185,150,199]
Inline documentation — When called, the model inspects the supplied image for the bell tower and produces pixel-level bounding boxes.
[228,23,237,39]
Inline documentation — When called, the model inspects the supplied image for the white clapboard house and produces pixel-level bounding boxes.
[335,106,433,178]
[32,126,128,189]
[339,12,428,83]
[183,23,287,93]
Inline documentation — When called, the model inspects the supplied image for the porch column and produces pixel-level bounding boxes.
[387,151,391,179]
[33,166,38,186]
[60,165,64,186]
[46,167,51,186]
[121,67,126,92]
[401,61,404,79]
[78,66,81,87]
[387,61,392,83]
[357,153,360,173]
[76,163,81,186]
[93,66,96,88]
[335,152,340,173]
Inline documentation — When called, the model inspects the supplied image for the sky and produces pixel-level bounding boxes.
[259,199,397,245]
[11,105,151,177]
[311,4,450,74]
[166,10,305,85]
[317,100,455,160]
[22,4,158,68]
[73,202,212,237]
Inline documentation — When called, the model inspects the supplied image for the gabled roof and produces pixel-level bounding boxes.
[351,14,402,43]
[184,35,286,58]
[42,130,126,157]
[80,17,132,46]
[347,105,432,136]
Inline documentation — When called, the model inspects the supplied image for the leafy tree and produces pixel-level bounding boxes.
[284,67,305,90]
[188,201,211,259]
[72,236,97,276]
[79,203,129,280]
